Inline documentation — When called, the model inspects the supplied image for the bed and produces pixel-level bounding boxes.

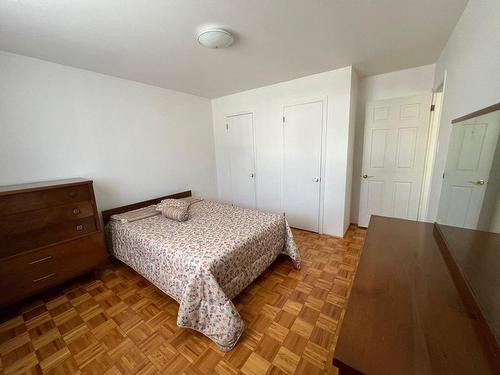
[102,191,301,351]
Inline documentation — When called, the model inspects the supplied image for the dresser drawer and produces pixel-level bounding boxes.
[1,216,97,258]
[0,184,91,216]
[0,232,107,306]
[0,201,94,236]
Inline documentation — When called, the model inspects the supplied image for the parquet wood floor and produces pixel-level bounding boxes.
[0,226,366,375]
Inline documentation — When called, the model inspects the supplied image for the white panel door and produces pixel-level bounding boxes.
[283,101,323,232]
[438,114,500,228]
[358,94,432,227]
[227,113,256,209]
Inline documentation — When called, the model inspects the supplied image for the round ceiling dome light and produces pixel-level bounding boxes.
[197,28,234,49]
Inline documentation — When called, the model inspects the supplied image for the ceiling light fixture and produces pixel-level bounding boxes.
[197,28,234,49]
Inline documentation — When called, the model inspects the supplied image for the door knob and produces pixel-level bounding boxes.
[249,173,255,178]
[361,174,374,179]
[468,179,486,186]
[312,177,320,182]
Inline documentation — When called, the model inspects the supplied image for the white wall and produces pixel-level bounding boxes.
[344,70,359,232]
[427,0,500,222]
[351,64,436,223]
[0,51,218,213]
[212,67,356,237]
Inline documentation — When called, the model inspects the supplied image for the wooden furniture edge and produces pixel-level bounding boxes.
[88,180,102,232]
[433,223,500,373]
[451,102,500,124]
[332,359,363,375]
[101,190,192,225]
[0,178,92,195]
[331,219,372,374]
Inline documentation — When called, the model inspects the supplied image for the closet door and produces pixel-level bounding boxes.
[283,101,323,232]
[227,113,256,209]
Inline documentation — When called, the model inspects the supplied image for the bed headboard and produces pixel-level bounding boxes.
[101,190,192,225]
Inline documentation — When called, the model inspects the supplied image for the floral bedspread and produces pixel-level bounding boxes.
[105,200,301,351]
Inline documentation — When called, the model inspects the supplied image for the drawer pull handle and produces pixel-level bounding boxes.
[76,224,84,231]
[33,273,56,283]
[28,256,52,265]
[69,191,77,198]
[73,208,80,214]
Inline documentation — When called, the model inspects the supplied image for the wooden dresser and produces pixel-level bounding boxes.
[333,216,497,374]
[0,178,107,307]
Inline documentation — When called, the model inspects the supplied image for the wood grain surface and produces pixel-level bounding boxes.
[0,226,365,374]
[333,216,495,375]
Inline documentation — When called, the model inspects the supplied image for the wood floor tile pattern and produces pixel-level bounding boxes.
[0,226,366,374]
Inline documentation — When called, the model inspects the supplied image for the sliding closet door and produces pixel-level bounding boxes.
[283,101,323,232]
[227,113,256,209]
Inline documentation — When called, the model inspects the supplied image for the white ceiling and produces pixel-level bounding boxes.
[0,0,467,98]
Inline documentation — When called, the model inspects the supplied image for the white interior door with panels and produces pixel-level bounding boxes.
[283,101,323,232]
[358,94,432,227]
[437,112,500,229]
[226,113,256,209]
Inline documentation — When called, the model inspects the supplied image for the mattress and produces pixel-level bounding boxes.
[105,199,301,351]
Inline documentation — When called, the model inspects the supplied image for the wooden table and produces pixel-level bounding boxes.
[332,216,496,374]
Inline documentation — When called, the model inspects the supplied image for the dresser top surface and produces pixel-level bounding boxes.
[333,216,495,374]
[436,224,500,347]
[0,178,92,195]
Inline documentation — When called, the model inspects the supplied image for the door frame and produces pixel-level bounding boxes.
[225,111,258,208]
[418,91,444,221]
[281,96,328,233]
